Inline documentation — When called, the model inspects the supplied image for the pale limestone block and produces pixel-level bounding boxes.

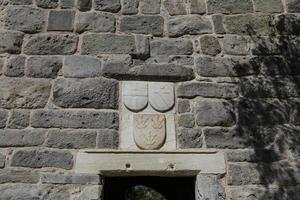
[149,82,175,112]
[122,81,148,112]
[120,81,176,150]
[75,151,226,175]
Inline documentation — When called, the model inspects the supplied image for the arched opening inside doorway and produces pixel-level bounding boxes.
[104,176,195,200]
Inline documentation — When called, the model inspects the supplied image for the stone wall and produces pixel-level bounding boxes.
[0,0,299,199]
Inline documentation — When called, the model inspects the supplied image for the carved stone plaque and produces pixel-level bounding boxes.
[149,83,174,112]
[133,114,166,150]
[123,82,148,112]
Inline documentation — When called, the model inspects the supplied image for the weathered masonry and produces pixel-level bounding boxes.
[0,0,299,199]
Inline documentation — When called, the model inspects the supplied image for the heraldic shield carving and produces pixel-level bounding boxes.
[123,82,148,112]
[121,81,176,150]
[133,114,166,150]
[149,83,174,112]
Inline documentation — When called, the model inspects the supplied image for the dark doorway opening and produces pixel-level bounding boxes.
[104,176,195,200]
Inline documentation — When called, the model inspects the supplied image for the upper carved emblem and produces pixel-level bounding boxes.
[123,82,148,112]
[122,82,174,113]
[133,114,166,150]
[149,83,174,112]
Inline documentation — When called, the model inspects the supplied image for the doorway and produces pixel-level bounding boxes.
[104,176,195,200]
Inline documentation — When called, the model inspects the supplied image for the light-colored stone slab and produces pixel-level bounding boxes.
[75,151,226,176]
[120,111,176,150]
[120,81,176,150]
[133,114,166,150]
[122,82,148,112]
[149,82,175,112]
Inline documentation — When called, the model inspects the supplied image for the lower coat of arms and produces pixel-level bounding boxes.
[133,114,166,150]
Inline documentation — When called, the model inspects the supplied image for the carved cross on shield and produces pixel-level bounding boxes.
[133,114,166,150]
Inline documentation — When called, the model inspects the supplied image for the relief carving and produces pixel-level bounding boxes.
[149,82,174,112]
[123,82,148,112]
[133,114,166,150]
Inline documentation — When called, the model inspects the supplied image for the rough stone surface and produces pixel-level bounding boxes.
[190,0,206,14]
[177,114,195,128]
[5,0,32,5]
[80,186,102,200]
[52,78,118,109]
[195,56,259,77]
[212,15,225,34]
[121,0,139,14]
[76,12,115,33]
[222,35,250,55]
[48,10,75,31]
[60,0,74,8]
[286,0,300,12]
[0,0,299,197]
[0,78,51,109]
[3,55,26,77]
[36,0,58,8]
[196,175,226,200]
[151,38,193,55]
[26,56,62,78]
[0,6,45,33]
[134,35,151,59]
[0,30,23,54]
[63,56,101,78]
[226,163,297,185]
[177,82,238,99]
[7,109,30,129]
[0,110,8,129]
[0,184,70,200]
[177,99,191,113]
[250,36,282,55]
[203,127,246,148]
[240,76,300,98]
[226,149,281,162]
[0,169,39,184]
[0,153,5,168]
[177,128,203,148]
[11,149,73,169]
[168,15,212,37]
[24,34,78,55]
[120,16,164,36]
[76,0,92,11]
[194,99,235,126]
[224,14,275,35]
[41,174,100,184]
[94,0,121,12]
[0,129,45,147]
[0,59,4,75]
[102,63,194,81]
[81,34,136,55]
[97,129,119,149]
[254,0,283,13]
[31,110,119,129]
[45,130,97,149]
[207,0,253,14]
[237,98,289,126]
[227,186,300,200]
[169,56,194,66]
[141,0,161,14]
[200,35,221,56]
[164,0,187,15]
[275,14,300,35]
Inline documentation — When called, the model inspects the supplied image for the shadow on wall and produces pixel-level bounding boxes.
[233,20,300,199]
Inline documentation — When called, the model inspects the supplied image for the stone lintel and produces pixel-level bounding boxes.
[75,150,226,176]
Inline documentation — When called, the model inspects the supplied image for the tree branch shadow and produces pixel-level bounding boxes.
[233,20,300,199]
